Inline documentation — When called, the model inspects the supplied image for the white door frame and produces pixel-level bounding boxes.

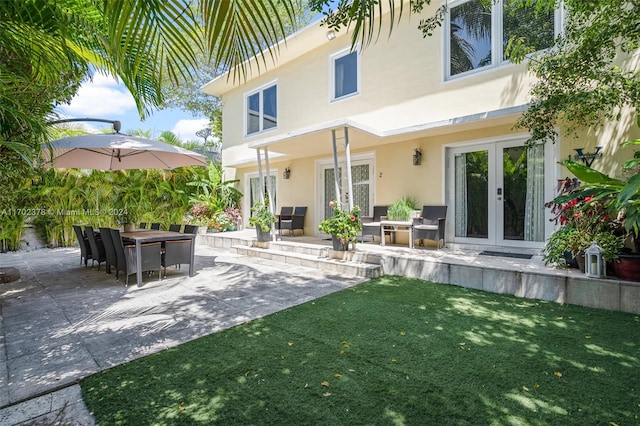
[315,152,375,235]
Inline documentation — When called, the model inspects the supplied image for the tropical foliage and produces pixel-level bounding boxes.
[187,162,243,229]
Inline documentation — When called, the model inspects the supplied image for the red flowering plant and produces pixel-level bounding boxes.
[543,178,625,266]
[318,200,362,246]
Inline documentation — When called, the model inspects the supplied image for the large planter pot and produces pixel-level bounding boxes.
[612,254,640,281]
[256,226,271,242]
[332,235,349,251]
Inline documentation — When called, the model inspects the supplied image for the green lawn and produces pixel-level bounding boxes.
[81,276,640,425]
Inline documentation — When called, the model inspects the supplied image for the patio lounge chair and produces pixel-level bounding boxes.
[412,205,448,249]
[279,206,307,236]
[73,225,92,266]
[360,206,388,243]
[85,226,106,270]
[109,228,161,286]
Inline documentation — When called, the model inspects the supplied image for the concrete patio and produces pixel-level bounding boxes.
[0,242,364,424]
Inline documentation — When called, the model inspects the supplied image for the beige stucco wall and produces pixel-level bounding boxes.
[217,2,537,163]
[236,122,529,234]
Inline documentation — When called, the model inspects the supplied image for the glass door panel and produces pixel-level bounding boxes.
[454,150,489,239]
[502,145,527,241]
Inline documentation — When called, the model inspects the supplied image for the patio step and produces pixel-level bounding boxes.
[233,243,382,279]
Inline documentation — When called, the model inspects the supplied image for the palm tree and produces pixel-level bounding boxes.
[1,0,297,163]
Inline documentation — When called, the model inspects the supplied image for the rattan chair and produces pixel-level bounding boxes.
[85,226,106,270]
[169,224,182,232]
[275,206,293,236]
[150,222,161,230]
[73,225,92,266]
[412,206,448,249]
[360,206,388,243]
[278,206,306,236]
[183,225,198,234]
[99,227,117,274]
[109,228,161,286]
[139,222,147,229]
[161,239,193,278]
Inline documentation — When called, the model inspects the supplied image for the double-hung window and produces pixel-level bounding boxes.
[246,83,277,136]
[331,49,359,101]
[445,0,561,80]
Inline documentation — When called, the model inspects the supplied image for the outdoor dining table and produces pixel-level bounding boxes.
[121,230,196,286]
[380,220,414,249]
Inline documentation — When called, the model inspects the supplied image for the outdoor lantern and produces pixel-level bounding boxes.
[413,148,422,166]
[585,241,606,278]
[283,167,291,179]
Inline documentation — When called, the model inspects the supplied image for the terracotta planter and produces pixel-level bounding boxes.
[332,235,349,251]
[612,254,640,282]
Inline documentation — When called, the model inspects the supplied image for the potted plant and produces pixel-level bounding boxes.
[543,191,624,271]
[249,201,276,242]
[318,200,361,250]
[551,136,640,280]
[387,196,418,221]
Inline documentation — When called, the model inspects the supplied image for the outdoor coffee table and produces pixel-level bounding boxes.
[380,220,414,249]
[121,230,196,286]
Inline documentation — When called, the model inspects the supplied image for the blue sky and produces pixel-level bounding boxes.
[55,5,333,142]
[55,73,210,142]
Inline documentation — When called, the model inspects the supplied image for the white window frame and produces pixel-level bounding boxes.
[329,48,360,102]
[443,0,564,81]
[244,80,278,137]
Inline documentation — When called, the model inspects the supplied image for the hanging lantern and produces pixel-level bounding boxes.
[585,241,606,278]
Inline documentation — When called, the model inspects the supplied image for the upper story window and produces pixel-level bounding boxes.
[246,83,277,136]
[445,0,560,79]
[331,49,359,101]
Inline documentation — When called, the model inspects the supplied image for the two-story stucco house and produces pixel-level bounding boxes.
[202,0,636,252]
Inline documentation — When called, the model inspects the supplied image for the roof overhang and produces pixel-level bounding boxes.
[226,104,529,167]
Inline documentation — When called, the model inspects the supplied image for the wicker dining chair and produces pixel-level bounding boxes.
[84,226,106,270]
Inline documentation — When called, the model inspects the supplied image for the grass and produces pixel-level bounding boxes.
[81,276,640,425]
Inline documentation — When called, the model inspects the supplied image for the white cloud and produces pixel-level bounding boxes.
[171,118,211,142]
[58,74,136,117]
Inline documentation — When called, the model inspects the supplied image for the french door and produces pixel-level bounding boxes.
[447,137,549,248]
[317,157,373,228]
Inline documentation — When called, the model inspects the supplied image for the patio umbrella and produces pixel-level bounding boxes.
[41,133,208,170]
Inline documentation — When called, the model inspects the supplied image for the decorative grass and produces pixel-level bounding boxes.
[81,276,640,425]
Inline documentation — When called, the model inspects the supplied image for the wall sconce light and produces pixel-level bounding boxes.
[585,241,606,278]
[412,148,422,166]
[283,167,291,179]
[326,30,336,41]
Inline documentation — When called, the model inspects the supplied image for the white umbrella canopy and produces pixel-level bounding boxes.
[41,133,208,170]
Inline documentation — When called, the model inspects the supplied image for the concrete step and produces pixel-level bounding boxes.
[233,244,382,279]
[267,240,384,265]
